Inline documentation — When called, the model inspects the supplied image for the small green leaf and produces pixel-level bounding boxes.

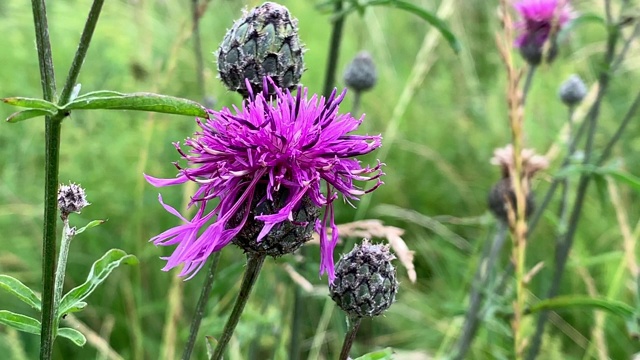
[0,275,42,311]
[0,310,41,335]
[527,296,634,318]
[2,97,60,112]
[6,109,54,123]
[365,0,460,53]
[73,90,130,100]
[64,301,88,315]
[58,328,87,346]
[64,92,209,118]
[75,219,107,236]
[598,168,640,193]
[58,249,138,318]
[354,348,394,360]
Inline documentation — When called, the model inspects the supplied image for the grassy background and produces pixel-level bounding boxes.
[0,0,639,359]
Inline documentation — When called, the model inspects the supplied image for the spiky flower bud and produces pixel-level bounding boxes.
[558,74,587,107]
[330,239,398,318]
[343,51,377,92]
[230,185,320,257]
[57,183,89,217]
[216,2,304,96]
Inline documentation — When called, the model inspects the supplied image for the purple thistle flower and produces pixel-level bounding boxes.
[145,78,383,282]
[514,0,574,48]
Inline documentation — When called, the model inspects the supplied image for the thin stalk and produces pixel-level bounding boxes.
[322,0,345,97]
[31,0,59,358]
[52,217,74,329]
[210,254,266,360]
[59,0,106,103]
[351,91,362,117]
[526,23,619,360]
[597,90,640,166]
[521,65,537,106]
[557,107,576,234]
[288,283,303,360]
[452,222,508,360]
[190,0,206,97]
[181,252,222,360]
[339,316,362,360]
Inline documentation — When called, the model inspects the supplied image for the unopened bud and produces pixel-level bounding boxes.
[343,51,377,92]
[559,74,587,107]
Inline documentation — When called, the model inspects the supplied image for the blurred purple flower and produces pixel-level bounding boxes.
[145,78,383,281]
[514,0,574,48]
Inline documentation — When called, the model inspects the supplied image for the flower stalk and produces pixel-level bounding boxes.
[210,254,266,360]
[338,316,362,360]
[323,0,346,97]
[52,217,75,328]
[181,252,222,360]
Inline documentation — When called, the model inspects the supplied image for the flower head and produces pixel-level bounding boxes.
[145,78,383,281]
[514,0,574,64]
[58,183,89,217]
[343,51,377,93]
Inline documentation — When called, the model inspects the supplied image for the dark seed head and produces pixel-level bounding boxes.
[329,239,398,318]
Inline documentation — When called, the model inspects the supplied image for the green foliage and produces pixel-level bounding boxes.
[354,347,394,360]
[0,275,41,311]
[0,0,639,359]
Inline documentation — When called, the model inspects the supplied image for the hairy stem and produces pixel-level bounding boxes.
[210,254,266,360]
[31,0,59,357]
[322,0,345,97]
[52,218,74,327]
[181,252,221,360]
[339,316,362,360]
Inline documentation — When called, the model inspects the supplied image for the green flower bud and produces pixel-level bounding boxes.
[343,51,377,92]
[330,239,398,318]
[216,2,305,97]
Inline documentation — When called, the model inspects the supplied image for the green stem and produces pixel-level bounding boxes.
[526,24,619,360]
[52,218,74,328]
[190,0,206,97]
[59,0,106,104]
[339,316,362,360]
[557,107,575,234]
[351,91,362,117]
[597,89,640,166]
[181,252,221,360]
[288,281,303,360]
[521,65,537,106]
[31,2,59,358]
[210,254,266,360]
[322,0,345,97]
[452,222,508,360]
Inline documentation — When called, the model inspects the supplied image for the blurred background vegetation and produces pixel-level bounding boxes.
[0,0,639,359]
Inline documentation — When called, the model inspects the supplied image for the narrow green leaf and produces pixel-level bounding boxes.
[599,168,640,193]
[64,92,209,118]
[58,328,87,346]
[0,310,41,335]
[354,348,394,360]
[75,219,107,236]
[72,90,128,100]
[69,84,82,102]
[365,0,460,53]
[2,97,60,112]
[527,296,634,318]
[0,275,41,311]
[58,249,138,318]
[6,109,54,123]
[592,174,609,209]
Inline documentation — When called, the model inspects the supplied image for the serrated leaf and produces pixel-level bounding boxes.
[75,219,106,236]
[2,97,60,112]
[354,347,394,360]
[6,109,54,123]
[0,310,41,335]
[527,296,634,318]
[58,327,86,346]
[64,92,209,118]
[57,249,138,318]
[364,0,460,53]
[0,275,41,311]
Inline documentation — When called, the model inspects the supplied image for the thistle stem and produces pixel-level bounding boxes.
[351,91,362,117]
[322,0,345,97]
[288,282,304,360]
[452,222,508,360]
[526,24,619,360]
[339,316,362,360]
[52,217,74,325]
[521,65,536,106]
[31,1,59,358]
[181,252,222,360]
[210,254,266,360]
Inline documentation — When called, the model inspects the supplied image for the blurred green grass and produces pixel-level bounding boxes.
[1,0,639,359]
